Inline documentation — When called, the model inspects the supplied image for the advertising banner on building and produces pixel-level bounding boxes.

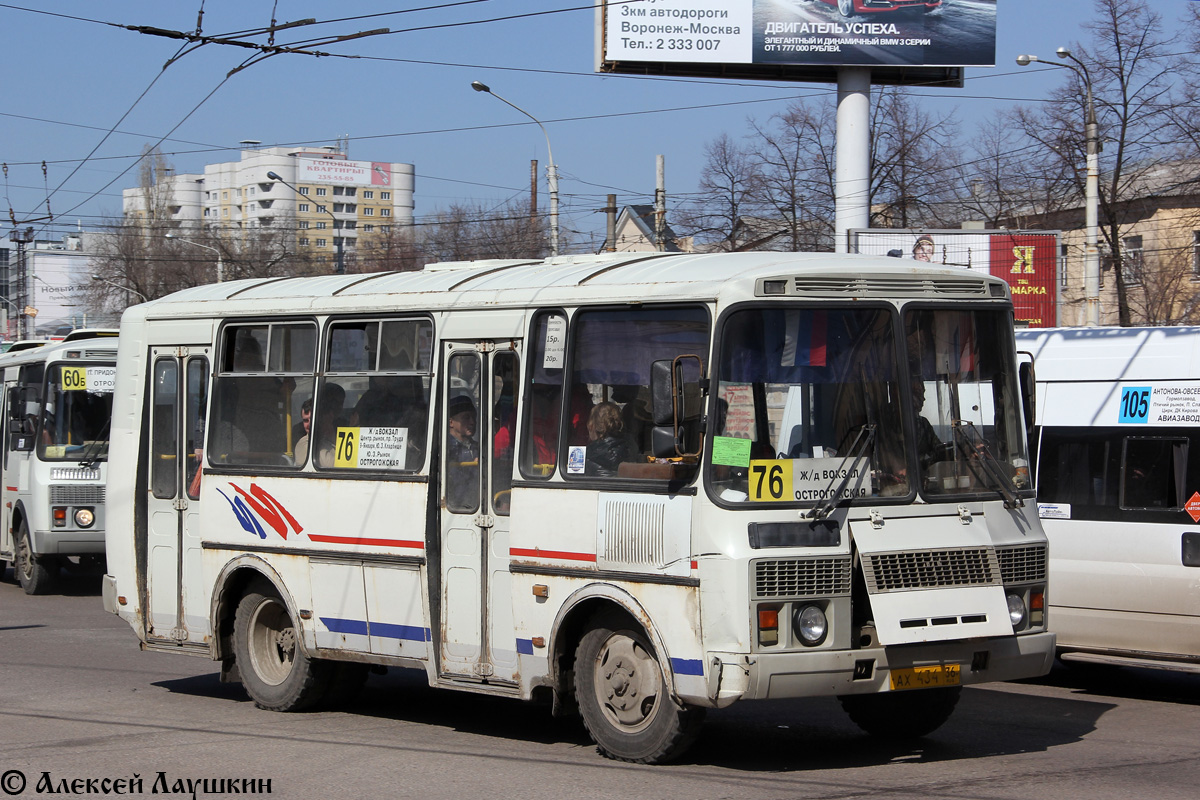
[297,158,394,187]
[852,229,1059,328]
[599,0,996,70]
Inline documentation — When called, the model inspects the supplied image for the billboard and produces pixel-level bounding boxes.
[852,229,1060,328]
[597,0,996,85]
[297,158,395,187]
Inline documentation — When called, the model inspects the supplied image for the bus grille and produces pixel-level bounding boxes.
[863,547,1000,593]
[995,543,1048,584]
[601,499,666,566]
[49,485,105,505]
[791,276,992,297]
[753,557,852,599]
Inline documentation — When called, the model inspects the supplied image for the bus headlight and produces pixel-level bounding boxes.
[1006,592,1027,630]
[74,508,96,528]
[793,604,828,646]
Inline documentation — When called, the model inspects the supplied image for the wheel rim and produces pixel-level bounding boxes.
[592,633,662,734]
[838,0,853,15]
[246,597,296,686]
[15,531,32,582]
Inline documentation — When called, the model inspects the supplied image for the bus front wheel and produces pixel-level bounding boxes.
[574,612,705,764]
[233,580,330,711]
[14,520,56,595]
[839,686,961,738]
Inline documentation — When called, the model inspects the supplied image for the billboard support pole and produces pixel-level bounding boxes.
[835,68,871,254]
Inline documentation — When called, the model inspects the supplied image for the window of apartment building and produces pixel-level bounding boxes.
[223,208,229,217]
[317,238,327,247]
[333,187,345,196]
[316,221,327,230]
[362,190,374,199]
[362,224,374,232]
[344,204,356,213]
[299,237,310,246]
[381,208,391,217]
[1193,231,1200,280]
[380,225,391,234]
[334,204,345,213]
[316,205,327,214]
[223,191,229,200]
[248,187,255,196]
[381,192,391,200]
[1123,235,1144,286]
[299,221,310,230]
[299,187,310,196]
[363,207,374,216]
[316,187,327,196]
[343,221,357,229]
[299,203,309,213]
[345,188,356,197]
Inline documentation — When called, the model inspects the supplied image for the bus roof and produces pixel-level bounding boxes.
[1016,326,1200,383]
[122,252,1011,322]
[0,335,119,369]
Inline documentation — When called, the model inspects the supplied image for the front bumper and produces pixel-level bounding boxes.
[31,527,106,556]
[715,631,1055,703]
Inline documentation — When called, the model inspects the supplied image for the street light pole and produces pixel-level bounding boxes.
[471,80,559,257]
[266,171,344,274]
[91,274,148,303]
[1018,49,1101,327]
[165,233,224,283]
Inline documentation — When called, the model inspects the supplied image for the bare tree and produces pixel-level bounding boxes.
[1015,0,1180,325]
[420,200,549,263]
[356,225,425,272]
[747,100,837,251]
[868,87,963,229]
[679,134,762,251]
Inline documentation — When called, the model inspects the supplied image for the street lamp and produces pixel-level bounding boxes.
[266,171,344,274]
[165,233,224,283]
[91,274,147,303]
[471,80,559,257]
[1018,48,1100,327]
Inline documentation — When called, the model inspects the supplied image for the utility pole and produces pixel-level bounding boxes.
[530,160,538,226]
[604,195,617,252]
[655,155,667,252]
[9,227,35,340]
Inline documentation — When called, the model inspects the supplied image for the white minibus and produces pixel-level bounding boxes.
[105,253,1054,763]
[1017,326,1200,672]
[0,331,118,593]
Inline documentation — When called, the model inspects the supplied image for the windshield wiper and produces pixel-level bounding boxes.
[808,424,875,520]
[77,419,112,469]
[951,421,1022,508]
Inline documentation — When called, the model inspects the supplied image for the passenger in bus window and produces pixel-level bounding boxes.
[585,402,635,477]
[291,398,312,446]
[446,394,480,508]
[297,384,344,468]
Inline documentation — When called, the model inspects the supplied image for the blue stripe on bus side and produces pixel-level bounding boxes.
[319,617,430,642]
[671,658,704,677]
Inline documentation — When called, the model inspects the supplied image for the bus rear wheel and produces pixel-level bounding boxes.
[15,520,56,595]
[574,612,705,764]
[839,686,961,738]
[233,580,330,711]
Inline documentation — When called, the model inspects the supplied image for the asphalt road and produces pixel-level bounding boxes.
[1,568,1197,800]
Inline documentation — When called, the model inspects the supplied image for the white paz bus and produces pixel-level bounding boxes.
[0,331,118,594]
[105,253,1053,763]
[1017,326,1200,672]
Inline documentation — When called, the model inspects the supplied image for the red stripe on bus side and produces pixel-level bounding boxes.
[5,487,17,492]
[509,547,597,563]
[307,535,424,550]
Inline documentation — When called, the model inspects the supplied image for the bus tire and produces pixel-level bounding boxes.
[574,612,705,764]
[839,686,961,738]
[14,520,56,595]
[233,580,330,711]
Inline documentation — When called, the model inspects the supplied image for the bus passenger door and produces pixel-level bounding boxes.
[145,347,210,645]
[438,342,520,684]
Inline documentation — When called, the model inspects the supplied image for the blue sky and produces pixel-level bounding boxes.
[0,1,1180,252]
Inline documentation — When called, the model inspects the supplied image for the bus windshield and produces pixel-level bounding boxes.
[711,305,1030,505]
[38,363,115,461]
[712,306,907,503]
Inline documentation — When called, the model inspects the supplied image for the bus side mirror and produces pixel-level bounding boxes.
[650,355,705,458]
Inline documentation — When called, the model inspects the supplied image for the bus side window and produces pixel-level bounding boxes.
[520,312,565,480]
[1121,437,1188,511]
